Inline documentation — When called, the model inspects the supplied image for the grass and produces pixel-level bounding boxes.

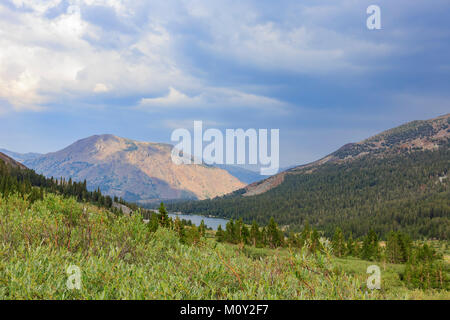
[0,193,449,300]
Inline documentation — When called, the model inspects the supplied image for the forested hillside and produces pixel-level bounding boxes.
[169,116,450,240]
[0,152,137,212]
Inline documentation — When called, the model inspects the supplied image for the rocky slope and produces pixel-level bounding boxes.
[23,135,245,203]
[243,113,450,196]
[0,152,27,169]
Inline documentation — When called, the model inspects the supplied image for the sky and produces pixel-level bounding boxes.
[0,0,449,167]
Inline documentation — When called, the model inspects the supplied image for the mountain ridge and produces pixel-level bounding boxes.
[243,113,450,197]
[21,134,245,203]
[0,152,27,170]
[168,113,450,239]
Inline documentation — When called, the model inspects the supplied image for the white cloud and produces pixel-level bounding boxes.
[93,83,110,93]
[0,0,423,114]
[0,2,191,111]
[138,87,286,111]
[139,87,201,107]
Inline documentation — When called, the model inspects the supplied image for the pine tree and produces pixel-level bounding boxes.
[225,219,236,243]
[187,225,201,245]
[158,202,170,228]
[216,225,225,242]
[148,213,159,232]
[360,229,379,261]
[234,218,244,244]
[386,231,412,263]
[332,227,346,257]
[174,217,186,243]
[267,217,283,248]
[346,232,355,256]
[241,224,250,245]
[199,220,206,238]
[250,220,261,247]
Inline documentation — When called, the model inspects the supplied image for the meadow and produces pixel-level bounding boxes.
[0,193,448,300]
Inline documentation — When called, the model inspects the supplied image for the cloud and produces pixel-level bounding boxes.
[93,83,110,93]
[163,119,223,130]
[0,1,192,111]
[138,87,286,111]
[139,87,201,108]
[0,0,449,121]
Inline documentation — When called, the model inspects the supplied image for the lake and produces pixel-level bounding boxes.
[168,213,228,230]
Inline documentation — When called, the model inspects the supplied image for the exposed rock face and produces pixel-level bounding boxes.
[24,134,245,203]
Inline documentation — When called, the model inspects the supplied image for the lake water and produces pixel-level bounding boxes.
[168,213,228,230]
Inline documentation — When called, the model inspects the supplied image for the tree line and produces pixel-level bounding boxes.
[169,143,450,240]
[0,158,136,213]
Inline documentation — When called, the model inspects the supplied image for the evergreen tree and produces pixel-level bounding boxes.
[403,244,448,290]
[174,217,186,243]
[346,232,355,256]
[187,225,201,245]
[241,224,250,245]
[225,219,236,243]
[199,220,206,238]
[216,225,225,242]
[386,231,412,263]
[234,218,244,244]
[267,217,283,248]
[360,230,380,261]
[332,227,346,257]
[148,213,159,232]
[158,202,170,228]
[250,220,261,247]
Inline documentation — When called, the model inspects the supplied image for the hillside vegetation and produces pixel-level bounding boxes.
[1,193,448,299]
[169,117,450,239]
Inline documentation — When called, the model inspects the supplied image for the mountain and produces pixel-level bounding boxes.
[23,134,245,204]
[213,164,264,184]
[0,152,27,170]
[169,114,450,239]
[243,113,450,197]
[0,149,42,163]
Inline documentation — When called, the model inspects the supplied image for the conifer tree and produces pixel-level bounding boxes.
[267,217,283,248]
[216,225,225,242]
[386,231,412,263]
[225,219,236,243]
[148,213,159,232]
[174,217,186,243]
[346,232,355,256]
[158,202,170,228]
[241,224,250,245]
[250,220,261,247]
[360,229,380,261]
[332,227,346,257]
[199,220,206,237]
